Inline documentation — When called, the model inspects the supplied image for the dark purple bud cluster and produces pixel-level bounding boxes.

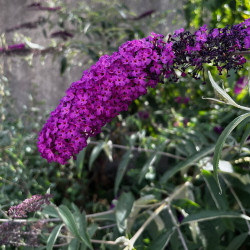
[38,19,250,164]
[169,20,250,80]
[0,43,25,52]
[51,30,74,41]
[8,194,53,218]
[27,3,61,11]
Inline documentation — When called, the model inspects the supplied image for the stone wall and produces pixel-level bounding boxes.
[0,0,184,112]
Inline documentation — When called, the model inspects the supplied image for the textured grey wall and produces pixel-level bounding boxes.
[0,0,184,112]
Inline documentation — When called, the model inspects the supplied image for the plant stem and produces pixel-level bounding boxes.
[0,208,114,223]
[129,182,190,249]
[91,239,117,245]
[129,202,167,248]
[168,206,189,250]
[86,209,114,218]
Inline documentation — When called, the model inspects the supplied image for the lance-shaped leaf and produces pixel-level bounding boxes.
[89,141,105,170]
[115,192,134,233]
[114,150,132,195]
[47,224,63,250]
[58,205,93,249]
[213,113,250,193]
[205,71,250,112]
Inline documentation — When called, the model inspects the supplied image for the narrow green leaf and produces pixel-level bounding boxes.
[184,140,197,156]
[213,113,250,193]
[148,229,174,250]
[68,239,80,250]
[89,141,105,170]
[47,224,63,250]
[58,205,80,239]
[87,223,98,237]
[74,208,92,249]
[181,211,250,225]
[114,150,132,195]
[239,124,250,151]
[58,205,92,249]
[76,148,86,178]
[115,192,134,233]
[161,145,215,183]
[139,141,167,184]
[225,233,248,250]
[202,170,228,210]
[60,56,67,75]
[42,205,60,218]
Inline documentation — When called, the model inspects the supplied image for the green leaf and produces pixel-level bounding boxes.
[42,205,60,218]
[160,145,215,183]
[89,141,105,170]
[60,56,67,75]
[202,170,228,210]
[58,205,80,238]
[115,192,134,233]
[76,148,86,178]
[68,239,80,250]
[47,224,63,250]
[114,150,132,195]
[239,123,250,152]
[76,211,92,248]
[87,223,98,237]
[181,211,250,225]
[139,141,167,184]
[225,233,248,250]
[213,113,250,193]
[148,229,174,250]
[58,205,93,249]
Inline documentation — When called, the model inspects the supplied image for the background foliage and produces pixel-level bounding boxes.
[0,0,250,249]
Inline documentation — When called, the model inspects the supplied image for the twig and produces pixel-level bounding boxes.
[0,218,60,223]
[168,206,189,250]
[91,239,117,245]
[129,202,167,248]
[86,209,114,218]
[97,223,116,230]
[129,182,190,249]
[0,209,114,223]
[53,242,70,248]
[89,141,185,160]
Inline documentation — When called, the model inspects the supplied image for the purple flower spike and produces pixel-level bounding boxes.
[8,194,53,218]
[38,20,250,164]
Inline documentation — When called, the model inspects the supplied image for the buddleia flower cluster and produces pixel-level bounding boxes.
[38,19,250,164]
[0,221,44,247]
[8,194,53,218]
